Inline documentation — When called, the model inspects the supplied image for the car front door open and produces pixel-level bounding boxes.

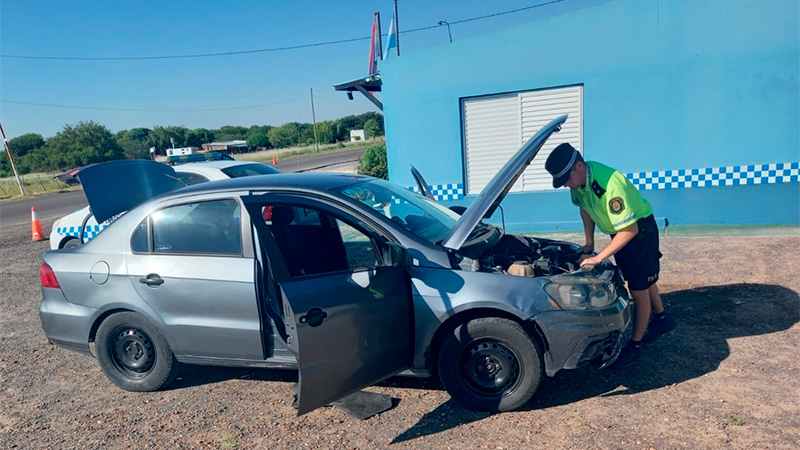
[242,194,414,416]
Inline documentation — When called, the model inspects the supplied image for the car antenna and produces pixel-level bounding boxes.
[164,173,189,187]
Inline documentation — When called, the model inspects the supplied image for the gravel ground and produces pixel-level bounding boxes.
[1,218,798,449]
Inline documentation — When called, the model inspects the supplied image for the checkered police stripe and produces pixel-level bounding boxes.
[57,224,107,240]
[626,162,799,191]
[408,183,464,201]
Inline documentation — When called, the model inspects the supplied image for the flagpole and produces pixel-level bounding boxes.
[375,12,383,61]
[393,0,400,56]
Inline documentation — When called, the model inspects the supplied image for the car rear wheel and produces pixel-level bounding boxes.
[62,238,81,249]
[437,317,543,412]
[95,312,179,392]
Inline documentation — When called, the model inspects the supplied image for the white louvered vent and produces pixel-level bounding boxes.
[462,85,583,194]
[463,94,520,194]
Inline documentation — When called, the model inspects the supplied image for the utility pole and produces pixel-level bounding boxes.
[310,88,319,153]
[0,120,26,195]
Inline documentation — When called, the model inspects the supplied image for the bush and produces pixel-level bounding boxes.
[357,143,388,180]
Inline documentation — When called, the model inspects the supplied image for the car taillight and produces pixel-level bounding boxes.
[40,262,60,289]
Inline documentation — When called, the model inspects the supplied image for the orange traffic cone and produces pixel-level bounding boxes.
[272,154,278,165]
[31,206,45,241]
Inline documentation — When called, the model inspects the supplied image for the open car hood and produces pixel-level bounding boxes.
[77,160,182,223]
[442,114,568,251]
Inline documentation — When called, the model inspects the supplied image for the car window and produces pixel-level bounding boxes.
[337,219,378,270]
[221,163,280,178]
[263,204,380,278]
[175,172,211,186]
[149,199,242,255]
[336,178,460,245]
[131,218,149,253]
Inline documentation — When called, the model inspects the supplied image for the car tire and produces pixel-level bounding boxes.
[95,312,180,392]
[437,317,543,412]
[62,238,81,249]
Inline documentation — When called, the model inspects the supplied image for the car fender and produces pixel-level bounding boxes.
[409,266,554,370]
[87,300,175,350]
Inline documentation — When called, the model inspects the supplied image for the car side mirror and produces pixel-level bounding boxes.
[382,242,407,267]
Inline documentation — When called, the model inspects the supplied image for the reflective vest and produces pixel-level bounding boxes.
[570,161,653,235]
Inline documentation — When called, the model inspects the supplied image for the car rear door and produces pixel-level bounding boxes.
[126,196,265,361]
[242,193,414,416]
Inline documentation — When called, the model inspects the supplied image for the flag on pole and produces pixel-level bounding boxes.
[368,14,380,75]
[384,15,397,59]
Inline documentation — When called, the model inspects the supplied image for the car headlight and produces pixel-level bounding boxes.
[52,217,61,231]
[544,279,617,310]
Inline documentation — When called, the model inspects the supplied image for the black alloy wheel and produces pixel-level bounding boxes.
[438,317,543,412]
[461,338,521,397]
[95,312,179,392]
[109,326,156,378]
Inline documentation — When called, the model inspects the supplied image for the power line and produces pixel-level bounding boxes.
[0,86,308,101]
[0,1,569,61]
[0,96,307,112]
[400,0,568,33]
[0,36,372,61]
[314,94,376,111]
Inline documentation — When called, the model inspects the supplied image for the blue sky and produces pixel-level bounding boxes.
[0,0,601,139]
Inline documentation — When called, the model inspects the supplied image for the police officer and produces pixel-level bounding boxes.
[545,143,676,367]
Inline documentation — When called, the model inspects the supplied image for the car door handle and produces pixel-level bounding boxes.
[298,307,328,327]
[139,273,164,287]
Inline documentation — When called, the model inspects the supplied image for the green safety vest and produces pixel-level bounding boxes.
[570,161,653,235]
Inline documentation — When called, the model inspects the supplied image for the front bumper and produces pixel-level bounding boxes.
[531,295,631,377]
[39,287,96,355]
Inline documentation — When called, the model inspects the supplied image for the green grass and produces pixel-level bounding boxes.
[221,434,237,449]
[236,137,383,165]
[725,414,744,426]
[0,172,80,202]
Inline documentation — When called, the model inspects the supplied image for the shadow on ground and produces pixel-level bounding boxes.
[390,283,799,443]
[167,365,297,391]
[160,283,798,443]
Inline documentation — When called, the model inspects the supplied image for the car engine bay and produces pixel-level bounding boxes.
[458,233,586,276]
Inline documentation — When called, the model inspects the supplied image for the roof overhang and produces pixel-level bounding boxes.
[334,74,383,110]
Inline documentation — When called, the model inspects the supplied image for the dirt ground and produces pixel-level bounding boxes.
[1,218,798,449]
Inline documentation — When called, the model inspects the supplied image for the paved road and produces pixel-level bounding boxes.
[272,147,364,173]
[0,190,88,228]
[0,148,365,229]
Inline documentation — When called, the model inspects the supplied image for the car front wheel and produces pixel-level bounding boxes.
[95,312,179,392]
[437,317,543,412]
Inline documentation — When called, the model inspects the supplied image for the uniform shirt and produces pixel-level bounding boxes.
[570,161,653,235]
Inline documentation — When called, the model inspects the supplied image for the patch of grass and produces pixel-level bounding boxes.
[725,414,744,426]
[237,137,384,165]
[221,434,237,449]
[0,172,80,202]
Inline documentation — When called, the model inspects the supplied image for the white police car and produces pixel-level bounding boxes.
[49,156,280,250]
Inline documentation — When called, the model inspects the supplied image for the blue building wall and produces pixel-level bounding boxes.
[380,0,799,231]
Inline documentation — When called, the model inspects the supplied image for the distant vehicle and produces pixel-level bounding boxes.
[48,158,280,250]
[39,115,632,415]
[165,147,200,157]
[53,167,81,186]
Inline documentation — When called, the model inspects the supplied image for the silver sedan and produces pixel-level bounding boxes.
[39,116,630,415]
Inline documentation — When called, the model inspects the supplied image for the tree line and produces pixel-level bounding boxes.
[0,112,384,177]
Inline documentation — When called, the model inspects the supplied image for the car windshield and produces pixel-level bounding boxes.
[335,178,461,245]
[221,163,281,178]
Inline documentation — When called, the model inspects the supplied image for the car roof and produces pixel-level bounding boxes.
[175,172,371,196]
[174,160,271,178]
